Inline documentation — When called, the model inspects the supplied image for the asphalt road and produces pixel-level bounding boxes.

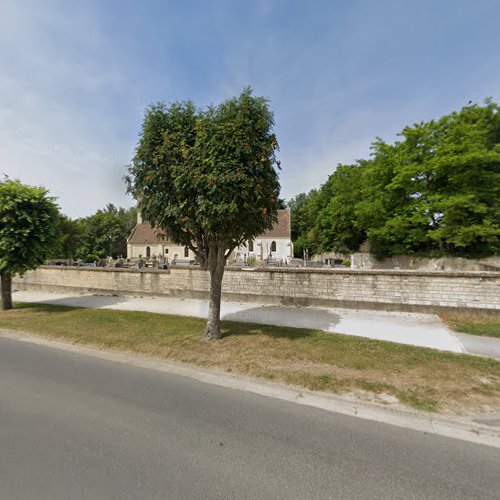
[0,338,499,500]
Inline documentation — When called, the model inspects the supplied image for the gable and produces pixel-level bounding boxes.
[127,223,170,244]
[128,209,291,245]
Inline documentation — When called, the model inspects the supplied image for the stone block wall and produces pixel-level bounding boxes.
[351,253,500,272]
[12,266,500,314]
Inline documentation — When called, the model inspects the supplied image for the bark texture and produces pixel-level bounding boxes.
[1,273,12,310]
[203,245,226,340]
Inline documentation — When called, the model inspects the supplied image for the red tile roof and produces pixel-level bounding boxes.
[260,209,291,238]
[128,210,291,244]
[127,223,170,244]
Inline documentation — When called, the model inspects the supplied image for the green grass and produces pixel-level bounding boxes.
[441,313,500,339]
[1,302,500,414]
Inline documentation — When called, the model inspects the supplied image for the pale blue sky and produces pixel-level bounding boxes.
[1,0,499,217]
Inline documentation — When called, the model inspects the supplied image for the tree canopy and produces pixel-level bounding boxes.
[52,205,137,261]
[76,204,136,259]
[127,88,281,338]
[290,100,500,257]
[0,179,60,309]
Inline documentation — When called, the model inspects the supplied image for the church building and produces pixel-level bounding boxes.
[232,209,293,263]
[127,209,293,264]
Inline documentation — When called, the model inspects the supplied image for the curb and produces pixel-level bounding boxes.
[1,329,499,449]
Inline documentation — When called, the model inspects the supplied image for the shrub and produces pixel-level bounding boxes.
[247,255,257,266]
[84,254,99,263]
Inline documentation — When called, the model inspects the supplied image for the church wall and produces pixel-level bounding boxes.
[127,243,195,261]
[236,238,293,262]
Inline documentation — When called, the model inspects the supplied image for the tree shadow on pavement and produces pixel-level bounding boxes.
[221,305,341,339]
[15,294,129,311]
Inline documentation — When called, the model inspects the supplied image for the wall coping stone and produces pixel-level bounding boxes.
[38,266,171,275]
[36,265,500,279]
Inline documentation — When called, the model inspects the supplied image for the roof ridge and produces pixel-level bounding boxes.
[128,210,291,244]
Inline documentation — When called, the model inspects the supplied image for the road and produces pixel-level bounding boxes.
[0,337,499,500]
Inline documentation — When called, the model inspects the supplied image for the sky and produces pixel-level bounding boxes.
[1,0,499,218]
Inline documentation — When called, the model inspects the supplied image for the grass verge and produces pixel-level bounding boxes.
[441,313,500,339]
[1,302,500,414]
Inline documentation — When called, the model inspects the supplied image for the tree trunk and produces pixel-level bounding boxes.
[1,273,13,310]
[204,249,226,340]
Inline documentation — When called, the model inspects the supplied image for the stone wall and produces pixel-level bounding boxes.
[13,266,500,314]
[351,253,500,272]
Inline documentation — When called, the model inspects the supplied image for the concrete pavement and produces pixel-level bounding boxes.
[1,336,499,500]
[456,332,500,360]
[13,290,466,353]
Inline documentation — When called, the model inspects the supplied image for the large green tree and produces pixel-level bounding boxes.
[288,190,322,257]
[0,179,60,309]
[290,100,500,258]
[315,163,366,253]
[52,214,85,260]
[77,204,137,259]
[288,163,366,257]
[357,101,500,256]
[127,89,281,339]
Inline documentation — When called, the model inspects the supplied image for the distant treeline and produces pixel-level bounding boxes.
[289,100,500,258]
[53,204,137,261]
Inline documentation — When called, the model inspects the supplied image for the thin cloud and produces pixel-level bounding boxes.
[1,0,499,215]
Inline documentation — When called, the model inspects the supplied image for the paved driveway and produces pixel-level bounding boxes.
[457,333,500,360]
[14,290,466,353]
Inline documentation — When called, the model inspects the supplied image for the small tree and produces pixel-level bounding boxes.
[127,89,281,339]
[52,214,84,260]
[0,179,60,310]
[76,204,137,259]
